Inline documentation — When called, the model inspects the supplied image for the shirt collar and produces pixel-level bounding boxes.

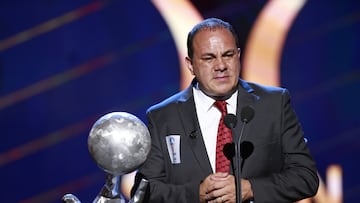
[193,83,238,113]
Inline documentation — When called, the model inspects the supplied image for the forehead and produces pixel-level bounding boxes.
[192,28,237,49]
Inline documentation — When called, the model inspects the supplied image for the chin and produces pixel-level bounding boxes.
[216,90,232,96]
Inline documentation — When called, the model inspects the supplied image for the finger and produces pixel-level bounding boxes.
[212,172,229,178]
[211,173,233,182]
[207,196,223,203]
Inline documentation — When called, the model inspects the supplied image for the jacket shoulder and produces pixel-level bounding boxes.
[146,88,191,114]
[245,81,288,95]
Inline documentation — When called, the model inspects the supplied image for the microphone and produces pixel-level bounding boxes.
[224,114,237,129]
[189,130,197,139]
[240,141,254,171]
[223,142,235,175]
[223,106,254,203]
[241,106,254,123]
[223,114,237,173]
[223,143,235,160]
[240,141,254,160]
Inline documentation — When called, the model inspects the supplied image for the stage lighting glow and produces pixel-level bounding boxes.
[328,165,343,202]
[0,1,105,52]
[151,0,203,90]
[242,0,306,86]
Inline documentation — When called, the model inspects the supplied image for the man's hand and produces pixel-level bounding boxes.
[200,172,236,203]
[199,173,254,203]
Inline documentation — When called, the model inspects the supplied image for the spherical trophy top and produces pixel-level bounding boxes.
[88,112,151,175]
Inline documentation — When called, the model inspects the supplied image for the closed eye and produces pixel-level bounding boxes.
[201,54,216,61]
[223,50,236,59]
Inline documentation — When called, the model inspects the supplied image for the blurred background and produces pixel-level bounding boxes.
[1,0,359,202]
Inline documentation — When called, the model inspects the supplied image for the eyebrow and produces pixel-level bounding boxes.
[200,49,237,57]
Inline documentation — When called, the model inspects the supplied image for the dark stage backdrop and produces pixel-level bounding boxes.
[0,1,359,203]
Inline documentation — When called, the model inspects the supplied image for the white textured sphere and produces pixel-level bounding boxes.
[88,112,151,175]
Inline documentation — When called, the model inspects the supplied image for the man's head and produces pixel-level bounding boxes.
[187,18,240,60]
[185,18,241,98]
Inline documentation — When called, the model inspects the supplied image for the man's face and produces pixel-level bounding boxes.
[186,28,241,97]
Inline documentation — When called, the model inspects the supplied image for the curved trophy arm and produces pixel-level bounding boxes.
[62,193,81,203]
[128,178,148,203]
[93,174,124,203]
[99,174,122,198]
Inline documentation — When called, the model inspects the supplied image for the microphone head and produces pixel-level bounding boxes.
[189,130,197,139]
[240,141,254,159]
[223,142,235,160]
[241,106,254,123]
[224,114,237,129]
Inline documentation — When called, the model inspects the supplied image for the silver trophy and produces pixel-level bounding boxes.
[62,112,151,203]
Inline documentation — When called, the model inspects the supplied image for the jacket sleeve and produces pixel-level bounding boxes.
[249,89,319,203]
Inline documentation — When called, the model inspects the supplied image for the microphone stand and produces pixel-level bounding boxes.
[224,114,242,203]
[234,124,245,203]
[225,107,254,203]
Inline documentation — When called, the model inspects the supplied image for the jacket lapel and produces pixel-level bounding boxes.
[232,80,258,170]
[177,85,213,175]
[233,79,258,142]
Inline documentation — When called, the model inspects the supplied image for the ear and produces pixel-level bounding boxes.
[185,56,195,75]
[237,48,241,58]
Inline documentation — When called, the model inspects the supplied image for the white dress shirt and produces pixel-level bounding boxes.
[193,86,237,173]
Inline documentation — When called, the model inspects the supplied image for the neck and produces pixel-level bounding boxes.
[198,84,238,101]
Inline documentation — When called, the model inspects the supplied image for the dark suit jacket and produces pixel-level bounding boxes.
[134,79,319,203]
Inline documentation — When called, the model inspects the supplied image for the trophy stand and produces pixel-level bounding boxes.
[62,112,151,203]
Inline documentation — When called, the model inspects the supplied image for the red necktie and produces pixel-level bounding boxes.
[214,100,232,173]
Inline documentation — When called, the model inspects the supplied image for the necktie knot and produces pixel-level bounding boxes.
[214,100,227,116]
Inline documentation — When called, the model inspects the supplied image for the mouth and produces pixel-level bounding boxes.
[214,75,230,81]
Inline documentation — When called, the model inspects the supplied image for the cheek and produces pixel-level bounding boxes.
[228,59,239,67]
[196,67,213,79]
[193,63,213,75]
[229,62,241,73]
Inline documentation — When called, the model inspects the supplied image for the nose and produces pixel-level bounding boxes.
[215,58,227,71]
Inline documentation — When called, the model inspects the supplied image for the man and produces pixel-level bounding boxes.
[132,18,319,203]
